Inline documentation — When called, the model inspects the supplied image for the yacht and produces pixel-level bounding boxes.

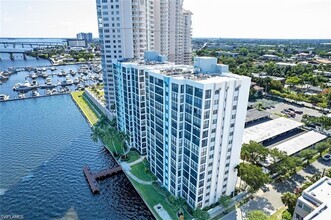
[30,73,38,79]
[31,80,39,87]
[50,67,56,71]
[61,70,67,76]
[73,78,80,84]
[41,72,49,78]
[32,90,40,97]
[0,94,10,101]
[13,81,32,92]
[65,76,73,85]
[45,77,52,85]
[42,67,46,71]
[18,93,26,99]
[69,70,76,76]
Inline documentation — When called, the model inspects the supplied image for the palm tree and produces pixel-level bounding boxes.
[281,192,297,213]
[91,126,102,143]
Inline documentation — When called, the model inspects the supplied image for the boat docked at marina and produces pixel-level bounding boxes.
[0,94,10,101]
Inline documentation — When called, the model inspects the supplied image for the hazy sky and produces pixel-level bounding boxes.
[1,0,331,39]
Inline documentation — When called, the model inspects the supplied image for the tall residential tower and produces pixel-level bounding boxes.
[113,51,251,208]
[96,0,192,108]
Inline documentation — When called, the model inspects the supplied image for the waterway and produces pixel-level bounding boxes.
[0,38,154,219]
[0,95,154,219]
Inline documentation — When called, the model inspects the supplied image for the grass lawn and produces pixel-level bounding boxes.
[128,177,179,220]
[130,159,155,182]
[268,206,287,220]
[103,136,125,155]
[127,151,141,163]
[71,91,99,125]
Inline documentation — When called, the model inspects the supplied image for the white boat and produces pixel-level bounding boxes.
[32,90,40,97]
[31,80,39,87]
[30,73,38,79]
[50,67,56,71]
[65,76,73,85]
[42,67,46,71]
[46,89,52,95]
[0,94,10,101]
[18,93,26,99]
[45,77,52,85]
[73,78,80,84]
[13,81,32,92]
[69,70,76,76]
[41,72,49,78]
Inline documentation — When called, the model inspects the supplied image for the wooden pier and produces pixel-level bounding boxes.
[83,165,122,194]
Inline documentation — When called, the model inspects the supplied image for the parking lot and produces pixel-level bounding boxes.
[252,99,323,122]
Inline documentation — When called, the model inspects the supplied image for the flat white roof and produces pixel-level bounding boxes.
[271,131,327,156]
[305,177,331,204]
[243,117,303,144]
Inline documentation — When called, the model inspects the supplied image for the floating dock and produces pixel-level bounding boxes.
[83,165,122,194]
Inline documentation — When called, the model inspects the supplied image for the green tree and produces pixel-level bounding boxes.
[269,80,284,91]
[192,208,209,220]
[246,210,267,220]
[286,76,302,87]
[238,163,270,192]
[239,48,249,56]
[240,141,269,164]
[218,195,232,210]
[315,141,330,157]
[281,192,297,214]
[282,210,292,220]
[299,149,316,165]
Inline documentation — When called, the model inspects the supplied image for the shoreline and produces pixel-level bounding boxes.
[70,91,159,219]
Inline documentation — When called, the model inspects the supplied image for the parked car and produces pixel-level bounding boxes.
[288,112,296,118]
[283,109,290,112]
[288,108,295,112]
[322,154,331,161]
[295,110,303,114]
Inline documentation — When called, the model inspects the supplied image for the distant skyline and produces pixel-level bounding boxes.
[0,0,331,39]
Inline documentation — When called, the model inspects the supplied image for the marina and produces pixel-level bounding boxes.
[0,62,103,101]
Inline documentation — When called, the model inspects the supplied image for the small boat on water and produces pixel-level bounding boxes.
[50,67,56,71]
[13,81,33,92]
[0,94,10,101]
[31,80,39,87]
[69,70,76,76]
[65,76,73,85]
[46,89,57,95]
[73,78,80,84]
[41,72,49,78]
[32,90,40,97]
[30,73,38,79]
[42,67,46,71]
[18,93,26,99]
[45,77,52,85]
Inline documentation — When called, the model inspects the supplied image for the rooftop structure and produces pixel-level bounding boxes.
[243,117,303,144]
[270,131,327,156]
[293,177,331,220]
[245,109,271,126]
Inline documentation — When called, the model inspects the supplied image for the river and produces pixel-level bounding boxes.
[0,39,154,219]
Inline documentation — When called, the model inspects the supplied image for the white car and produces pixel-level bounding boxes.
[322,154,331,161]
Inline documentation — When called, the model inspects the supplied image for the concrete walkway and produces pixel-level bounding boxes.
[129,156,146,166]
[120,155,152,185]
[126,170,153,185]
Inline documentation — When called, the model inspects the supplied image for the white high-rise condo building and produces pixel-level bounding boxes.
[96,0,192,109]
[113,51,251,208]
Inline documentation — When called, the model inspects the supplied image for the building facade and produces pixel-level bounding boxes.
[113,52,251,208]
[293,176,331,220]
[96,0,192,108]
